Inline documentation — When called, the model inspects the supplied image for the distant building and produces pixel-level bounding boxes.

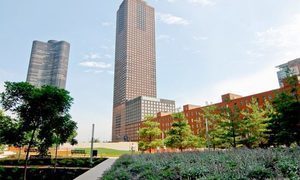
[26,40,70,89]
[124,96,175,141]
[128,82,300,142]
[277,58,300,87]
[112,0,175,142]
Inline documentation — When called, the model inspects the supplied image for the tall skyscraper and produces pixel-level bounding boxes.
[26,40,70,89]
[276,58,300,87]
[112,0,167,142]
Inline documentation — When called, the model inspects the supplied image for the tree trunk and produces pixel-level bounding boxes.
[18,146,22,162]
[232,122,236,148]
[54,143,58,173]
[24,129,36,180]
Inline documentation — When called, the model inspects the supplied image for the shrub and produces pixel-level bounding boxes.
[102,147,300,179]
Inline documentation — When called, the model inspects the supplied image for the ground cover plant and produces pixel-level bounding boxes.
[0,158,107,180]
[102,147,300,180]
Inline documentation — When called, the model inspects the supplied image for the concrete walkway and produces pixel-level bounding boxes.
[0,151,15,159]
[74,158,117,180]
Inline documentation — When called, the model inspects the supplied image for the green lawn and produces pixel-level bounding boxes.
[75,147,138,157]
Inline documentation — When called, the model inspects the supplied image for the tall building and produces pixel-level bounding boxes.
[277,58,300,87]
[112,0,174,141]
[113,0,156,106]
[26,40,70,89]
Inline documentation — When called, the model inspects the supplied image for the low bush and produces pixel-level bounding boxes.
[102,147,300,180]
[0,158,106,167]
[0,158,107,180]
[0,167,86,180]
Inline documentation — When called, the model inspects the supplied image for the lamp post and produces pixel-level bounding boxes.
[205,117,210,151]
[90,124,95,165]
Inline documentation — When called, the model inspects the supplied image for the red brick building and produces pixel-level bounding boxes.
[127,82,300,142]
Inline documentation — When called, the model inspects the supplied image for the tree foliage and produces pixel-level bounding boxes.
[1,82,77,154]
[0,82,77,179]
[240,98,273,148]
[165,113,198,151]
[217,105,242,148]
[268,92,300,146]
[201,105,224,149]
[138,116,163,153]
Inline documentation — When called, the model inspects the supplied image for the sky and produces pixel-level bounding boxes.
[1,0,300,142]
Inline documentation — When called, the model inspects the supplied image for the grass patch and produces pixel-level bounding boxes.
[75,147,137,157]
[102,147,300,179]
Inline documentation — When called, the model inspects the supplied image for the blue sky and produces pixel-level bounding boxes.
[1,0,300,142]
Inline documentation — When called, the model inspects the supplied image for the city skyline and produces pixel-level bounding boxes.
[1,0,300,141]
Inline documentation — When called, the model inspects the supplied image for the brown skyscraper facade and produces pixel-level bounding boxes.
[112,0,157,141]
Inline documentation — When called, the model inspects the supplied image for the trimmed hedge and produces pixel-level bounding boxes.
[0,167,86,180]
[0,158,106,167]
[0,158,107,180]
[102,147,300,180]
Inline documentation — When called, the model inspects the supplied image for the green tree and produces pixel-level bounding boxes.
[240,98,273,148]
[201,105,224,149]
[0,110,30,160]
[0,82,76,180]
[217,105,242,148]
[268,71,300,147]
[138,116,163,153]
[165,113,198,152]
[269,92,300,146]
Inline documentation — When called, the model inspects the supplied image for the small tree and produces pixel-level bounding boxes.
[201,105,223,149]
[268,93,300,146]
[217,105,242,148]
[138,116,163,153]
[165,113,198,152]
[268,72,300,147]
[240,98,272,148]
[0,82,76,180]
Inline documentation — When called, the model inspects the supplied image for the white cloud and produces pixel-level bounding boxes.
[157,13,189,25]
[188,0,215,6]
[159,0,215,6]
[104,54,113,59]
[101,22,112,27]
[255,13,300,60]
[83,52,101,60]
[157,34,175,42]
[79,61,111,69]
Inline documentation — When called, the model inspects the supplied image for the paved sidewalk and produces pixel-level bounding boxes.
[0,151,16,159]
[74,158,117,180]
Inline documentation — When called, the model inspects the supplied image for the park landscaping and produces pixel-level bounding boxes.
[0,157,106,180]
[75,147,137,157]
[102,147,300,180]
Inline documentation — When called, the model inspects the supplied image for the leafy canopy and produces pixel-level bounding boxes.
[165,113,198,151]
[138,116,163,152]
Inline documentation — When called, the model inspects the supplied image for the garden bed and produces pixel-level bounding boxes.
[102,147,300,179]
[0,158,107,180]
